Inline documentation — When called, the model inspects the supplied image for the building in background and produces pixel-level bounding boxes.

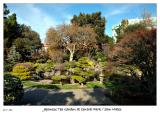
[43,43,50,52]
[112,17,157,42]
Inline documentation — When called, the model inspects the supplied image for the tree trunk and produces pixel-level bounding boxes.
[80,83,84,87]
[67,44,75,62]
[100,77,104,84]
[69,52,74,61]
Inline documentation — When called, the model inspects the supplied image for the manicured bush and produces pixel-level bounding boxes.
[4,74,24,105]
[64,57,96,83]
[34,61,55,73]
[52,75,68,84]
[48,62,54,71]
[77,57,95,68]
[80,70,95,77]
[64,61,76,75]
[71,57,95,82]
[86,82,105,88]
[72,67,81,74]
[15,62,34,70]
[33,61,55,80]
[52,76,62,81]
[64,61,76,69]
[12,65,32,80]
[71,76,86,83]
[34,63,43,74]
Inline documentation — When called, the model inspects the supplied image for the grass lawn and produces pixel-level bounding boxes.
[86,81,124,88]
[22,80,120,89]
[23,81,84,89]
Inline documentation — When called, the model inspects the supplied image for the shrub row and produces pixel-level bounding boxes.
[10,57,96,82]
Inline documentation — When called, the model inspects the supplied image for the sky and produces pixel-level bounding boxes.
[7,3,157,43]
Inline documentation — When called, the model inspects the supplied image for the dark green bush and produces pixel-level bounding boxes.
[4,63,14,72]
[94,51,107,62]
[4,74,24,105]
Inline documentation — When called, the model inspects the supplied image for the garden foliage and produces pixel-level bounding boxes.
[4,73,24,105]
[12,63,34,80]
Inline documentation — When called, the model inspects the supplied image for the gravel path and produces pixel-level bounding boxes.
[16,88,115,105]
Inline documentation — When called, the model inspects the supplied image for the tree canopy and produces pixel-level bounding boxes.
[4,4,42,62]
[71,12,108,47]
[110,28,156,101]
[113,19,129,42]
[45,24,97,61]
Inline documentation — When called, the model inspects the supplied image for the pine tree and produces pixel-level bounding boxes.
[7,45,21,64]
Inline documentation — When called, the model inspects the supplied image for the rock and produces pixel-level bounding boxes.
[43,72,52,79]
[50,70,55,76]
[80,83,84,87]
[126,73,132,77]
[44,72,50,76]
[55,71,61,76]
[39,80,53,84]
[70,78,75,84]
[135,70,142,79]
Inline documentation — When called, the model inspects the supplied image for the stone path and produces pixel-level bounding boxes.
[16,88,115,105]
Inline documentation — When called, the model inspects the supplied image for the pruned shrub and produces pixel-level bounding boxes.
[52,75,68,84]
[15,62,34,70]
[12,65,32,80]
[80,70,95,77]
[71,76,86,83]
[34,61,55,73]
[4,73,24,105]
[71,57,95,82]
[64,61,76,69]
[52,76,62,81]
[33,61,55,80]
[77,57,95,68]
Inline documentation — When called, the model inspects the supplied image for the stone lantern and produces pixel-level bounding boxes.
[99,70,104,84]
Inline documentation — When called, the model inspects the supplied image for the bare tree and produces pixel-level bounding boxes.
[45,24,97,61]
[45,27,64,62]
